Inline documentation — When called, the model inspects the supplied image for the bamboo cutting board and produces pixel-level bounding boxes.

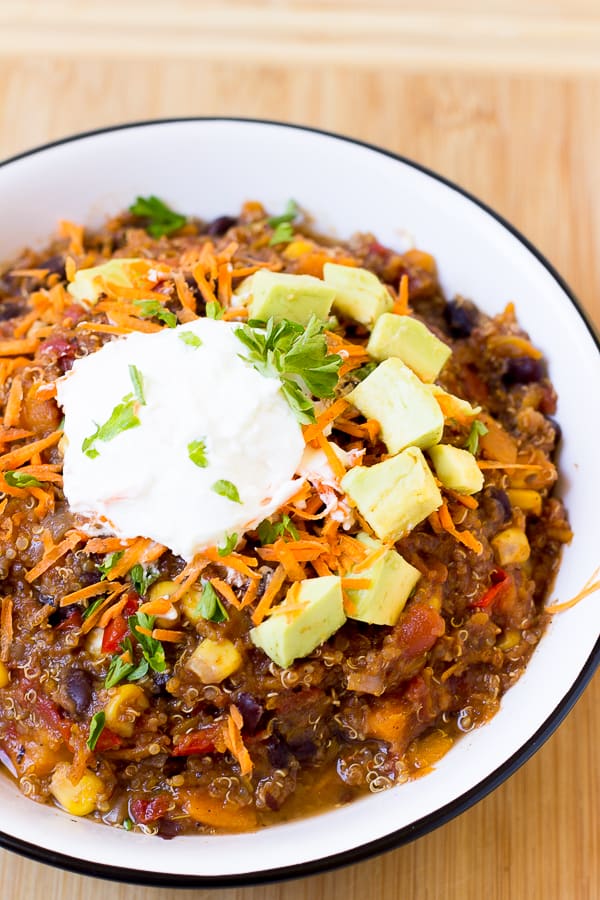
[0,2,598,898]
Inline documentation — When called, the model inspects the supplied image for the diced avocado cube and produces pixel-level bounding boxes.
[250,575,345,669]
[238,270,335,325]
[341,446,442,541]
[323,262,393,328]
[367,313,451,382]
[425,384,481,422]
[67,258,142,305]
[428,444,484,495]
[348,358,444,454]
[345,534,420,626]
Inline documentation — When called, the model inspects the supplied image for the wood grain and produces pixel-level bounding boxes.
[0,7,598,898]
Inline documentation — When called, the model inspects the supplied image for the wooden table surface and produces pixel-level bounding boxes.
[0,2,598,897]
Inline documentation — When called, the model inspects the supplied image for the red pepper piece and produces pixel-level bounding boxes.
[101,615,128,654]
[55,608,82,631]
[94,727,123,751]
[171,727,217,757]
[123,594,140,617]
[130,794,171,824]
[35,691,74,747]
[470,568,509,609]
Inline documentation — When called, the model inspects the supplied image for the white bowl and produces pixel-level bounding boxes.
[0,119,598,887]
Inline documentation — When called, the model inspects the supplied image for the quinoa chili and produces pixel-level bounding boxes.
[0,199,571,836]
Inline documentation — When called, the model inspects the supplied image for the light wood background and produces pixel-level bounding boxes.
[0,1,598,898]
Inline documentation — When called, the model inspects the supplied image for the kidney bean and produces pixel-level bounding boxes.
[483,486,512,524]
[0,300,28,321]
[288,737,317,763]
[38,255,66,280]
[444,299,479,338]
[235,692,264,734]
[207,215,237,237]
[65,669,93,716]
[502,357,544,385]
[266,734,291,769]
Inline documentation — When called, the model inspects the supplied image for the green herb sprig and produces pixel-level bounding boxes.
[257,515,299,545]
[133,299,177,328]
[86,711,106,751]
[464,419,489,455]
[97,550,124,579]
[129,195,187,238]
[4,471,42,488]
[211,480,242,504]
[129,563,160,597]
[82,394,141,459]
[188,439,208,468]
[268,200,298,245]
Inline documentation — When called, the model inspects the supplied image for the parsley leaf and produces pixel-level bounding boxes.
[257,514,299,545]
[129,613,166,673]
[217,532,237,556]
[206,300,224,320]
[179,331,203,348]
[129,563,160,597]
[235,315,343,423]
[194,581,229,623]
[97,550,124,579]
[211,479,242,504]
[464,419,489,455]
[86,711,105,751]
[105,652,134,689]
[4,470,42,488]
[268,199,298,228]
[128,364,146,405]
[129,195,187,238]
[82,394,141,459]
[269,222,294,246]
[82,596,106,621]
[133,299,177,328]
[188,439,208,468]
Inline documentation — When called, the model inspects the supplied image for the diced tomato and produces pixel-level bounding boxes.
[101,615,128,654]
[130,794,171,824]
[35,691,73,747]
[395,603,445,659]
[171,727,217,757]
[123,594,140,617]
[470,569,510,609]
[55,608,82,631]
[462,364,489,403]
[62,303,87,324]
[94,727,123,751]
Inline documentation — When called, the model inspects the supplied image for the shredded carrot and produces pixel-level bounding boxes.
[392,273,410,315]
[0,428,33,446]
[251,565,287,625]
[0,473,27,499]
[341,578,372,591]
[59,220,84,255]
[105,537,164,581]
[444,488,479,510]
[173,272,198,315]
[0,596,13,661]
[80,585,127,634]
[438,502,483,554]
[60,580,120,608]
[217,262,233,307]
[9,268,50,279]
[99,596,130,628]
[477,462,544,470]
[312,557,333,577]
[240,577,259,610]
[152,628,186,642]
[198,547,259,579]
[0,338,39,357]
[29,486,55,518]
[302,398,349,443]
[211,578,241,610]
[0,429,62,471]
[77,322,133,337]
[169,555,209,603]
[313,432,347,482]
[84,536,129,555]
[138,598,174,617]
[353,543,389,574]
[221,307,249,321]
[546,567,600,614]
[135,625,153,638]
[34,382,58,401]
[225,704,253,776]
[25,530,84,583]
[488,334,543,360]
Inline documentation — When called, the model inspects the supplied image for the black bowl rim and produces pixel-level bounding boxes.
[0,116,598,889]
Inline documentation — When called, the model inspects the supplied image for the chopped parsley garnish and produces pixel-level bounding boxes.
[133,299,177,328]
[82,393,141,459]
[129,195,187,238]
[129,613,166,673]
[353,361,378,382]
[129,563,160,597]
[96,550,124,579]
[123,818,133,831]
[105,649,135,689]
[4,470,42,488]
[257,514,299,545]
[179,331,203,348]
[194,581,229,623]
[235,315,343,424]
[464,419,489,455]
[211,479,242,504]
[217,532,238,556]
[206,300,224,320]
[82,596,106,621]
[128,364,146,405]
[269,222,294,246]
[188,439,208,468]
[86,711,106,751]
[267,200,298,245]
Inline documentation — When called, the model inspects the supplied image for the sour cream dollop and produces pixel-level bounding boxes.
[56,319,305,560]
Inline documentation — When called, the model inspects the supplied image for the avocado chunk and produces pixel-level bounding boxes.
[323,262,393,328]
[67,258,143,306]
[249,575,345,668]
[428,444,484,495]
[345,534,421,626]
[425,384,481,422]
[348,358,444,454]
[341,446,442,541]
[367,313,451,382]
[236,270,335,325]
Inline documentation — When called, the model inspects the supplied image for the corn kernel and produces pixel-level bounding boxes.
[147,580,179,602]
[50,763,104,816]
[507,489,542,516]
[498,628,521,651]
[181,587,205,626]
[283,240,313,260]
[491,527,531,566]
[104,684,149,737]
[186,638,242,684]
[0,661,10,688]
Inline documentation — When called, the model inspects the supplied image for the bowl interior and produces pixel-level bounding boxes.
[0,120,598,882]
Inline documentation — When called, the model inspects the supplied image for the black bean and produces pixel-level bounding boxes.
[502,357,544,385]
[288,737,317,763]
[266,734,291,769]
[444,299,479,338]
[38,255,66,280]
[206,215,237,237]
[546,415,562,446]
[65,669,93,716]
[235,691,264,734]
[157,819,183,840]
[484,486,512,524]
[0,300,28,321]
